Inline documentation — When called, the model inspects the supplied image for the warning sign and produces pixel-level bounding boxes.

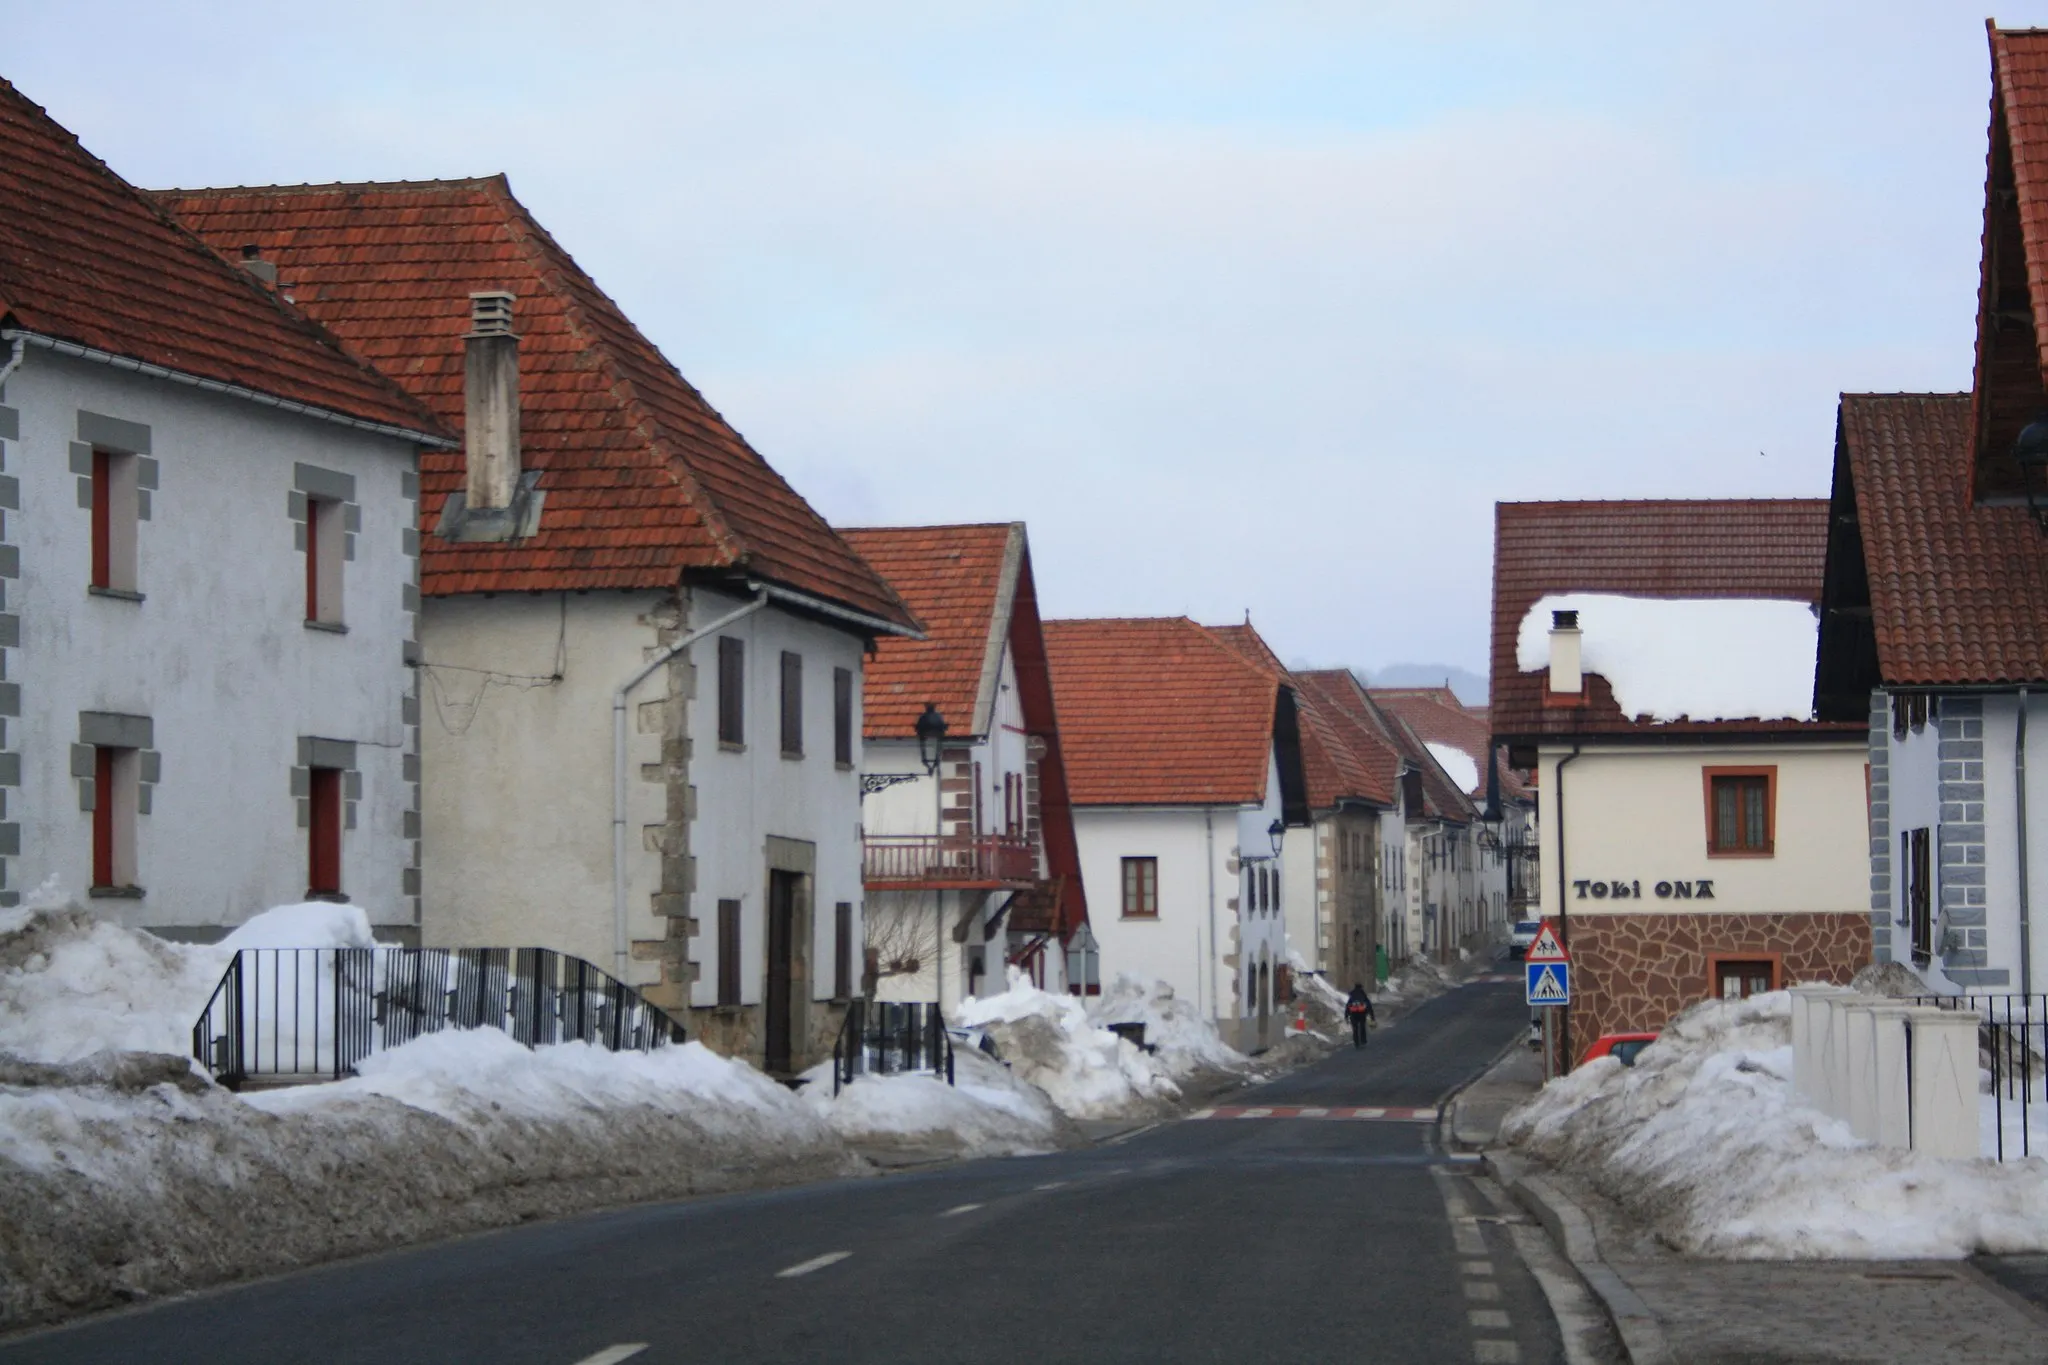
[1526,962,1571,1006]
[1525,921,1568,963]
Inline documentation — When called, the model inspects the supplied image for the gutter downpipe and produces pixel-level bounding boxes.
[1553,744,1581,1068]
[612,586,770,979]
[1205,809,1218,1021]
[2020,689,2034,996]
[0,334,25,394]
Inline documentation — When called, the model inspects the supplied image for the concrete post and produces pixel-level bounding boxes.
[1844,1002,1880,1141]
[1906,1007,1981,1160]
[1816,993,1859,1121]
[1868,1004,1915,1150]
[1789,986,1849,1110]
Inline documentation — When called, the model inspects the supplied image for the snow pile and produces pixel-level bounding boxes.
[955,970,1184,1120]
[0,889,372,1064]
[1089,974,1253,1080]
[1425,741,1481,795]
[1514,593,1817,723]
[1502,991,2048,1259]
[1380,953,1453,1002]
[801,1048,1077,1160]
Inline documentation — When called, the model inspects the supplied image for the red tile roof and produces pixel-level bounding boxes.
[1972,25,2048,504]
[1836,392,2048,684]
[1490,500,1841,741]
[1295,671,1475,821]
[1043,618,1280,807]
[0,82,442,439]
[1201,624,1391,810]
[1370,686,1530,804]
[840,523,1017,738]
[157,178,913,624]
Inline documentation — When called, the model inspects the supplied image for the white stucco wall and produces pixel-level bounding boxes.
[7,351,419,932]
[1076,806,1227,1019]
[420,591,666,972]
[683,586,866,1009]
[1535,741,1868,922]
[1282,822,1319,971]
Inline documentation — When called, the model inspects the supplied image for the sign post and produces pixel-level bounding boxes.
[1525,919,1571,1076]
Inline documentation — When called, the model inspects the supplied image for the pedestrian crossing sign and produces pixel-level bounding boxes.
[1526,962,1570,1006]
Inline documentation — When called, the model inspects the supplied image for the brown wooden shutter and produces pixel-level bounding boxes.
[717,898,742,1005]
[834,902,853,999]
[833,667,853,766]
[308,768,343,895]
[718,637,744,746]
[780,651,803,756]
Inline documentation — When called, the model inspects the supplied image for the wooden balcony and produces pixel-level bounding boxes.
[863,834,1038,889]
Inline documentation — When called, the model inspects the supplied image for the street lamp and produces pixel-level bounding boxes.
[915,702,948,775]
[2016,413,2048,534]
[1267,818,1285,859]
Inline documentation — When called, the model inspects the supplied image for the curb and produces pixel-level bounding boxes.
[1484,1150,1672,1365]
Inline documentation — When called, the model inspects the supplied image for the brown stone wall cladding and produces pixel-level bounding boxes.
[1566,911,1872,1054]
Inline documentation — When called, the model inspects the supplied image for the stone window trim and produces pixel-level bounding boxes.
[73,712,161,816]
[288,465,360,572]
[291,736,362,833]
[1702,765,1777,858]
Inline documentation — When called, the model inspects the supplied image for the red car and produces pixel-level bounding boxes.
[1579,1032,1658,1068]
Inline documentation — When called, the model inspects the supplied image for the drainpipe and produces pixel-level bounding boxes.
[612,586,770,979]
[1553,744,1581,1067]
[0,334,25,394]
[1205,809,1218,1020]
[2019,689,2033,995]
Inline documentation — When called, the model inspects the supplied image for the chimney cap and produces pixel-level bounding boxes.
[467,290,517,337]
[1551,609,1579,630]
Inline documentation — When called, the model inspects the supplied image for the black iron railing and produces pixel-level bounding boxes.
[831,999,955,1095]
[192,946,685,1088]
[1908,992,2047,1160]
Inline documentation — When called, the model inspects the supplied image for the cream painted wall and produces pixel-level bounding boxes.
[8,351,419,932]
[1535,741,1867,921]
[420,591,667,975]
[1076,806,1229,1020]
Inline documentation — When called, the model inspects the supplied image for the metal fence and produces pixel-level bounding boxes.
[1908,992,2048,1160]
[831,999,955,1095]
[192,946,685,1088]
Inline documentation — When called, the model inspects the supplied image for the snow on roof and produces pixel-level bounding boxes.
[1514,593,1817,723]
[1424,741,1480,795]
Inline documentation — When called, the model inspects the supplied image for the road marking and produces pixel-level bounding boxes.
[776,1251,851,1278]
[1238,1107,1273,1118]
[1299,1106,1329,1117]
[1473,1342,1520,1363]
[940,1203,983,1218]
[1463,1280,1501,1301]
[571,1348,648,1365]
[1469,1310,1510,1329]
[1188,1105,1434,1122]
[1463,1259,1495,1276]
[1033,1181,1068,1191]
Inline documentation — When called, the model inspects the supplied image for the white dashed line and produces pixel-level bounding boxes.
[1463,1259,1495,1276]
[1463,1280,1502,1302]
[940,1203,983,1218]
[1033,1181,1068,1191]
[1469,1309,1511,1329]
[1473,1341,1521,1363]
[776,1251,852,1278]
[570,1347,648,1365]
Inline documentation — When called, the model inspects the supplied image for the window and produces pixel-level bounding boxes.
[717,898,742,1006]
[89,448,140,594]
[1704,767,1775,856]
[307,767,343,897]
[1270,866,1281,911]
[304,496,345,626]
[1904,827,1933,965]
[1121,856,1158,918]
[832,667,854,767]
[779,651,803,757]
[834,902,854,1000]
[91,746,140,890]
[1713,958,1776,999]
[717,637,745,748]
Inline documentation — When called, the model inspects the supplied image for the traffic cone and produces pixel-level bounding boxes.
[1292,1006,1308,1034]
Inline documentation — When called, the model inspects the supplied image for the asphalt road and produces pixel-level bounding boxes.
[1,976,1556,1365]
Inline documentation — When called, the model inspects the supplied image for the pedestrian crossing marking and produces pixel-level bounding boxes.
[1187,1105,1435,1122]
[1527,963,1569,1004]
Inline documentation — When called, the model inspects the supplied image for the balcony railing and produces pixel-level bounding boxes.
[863,833,1036,885]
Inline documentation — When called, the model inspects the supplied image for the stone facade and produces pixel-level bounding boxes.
[1564,910,1871,1056]
[1935,696,1993,972]
[1867,690,1892,959]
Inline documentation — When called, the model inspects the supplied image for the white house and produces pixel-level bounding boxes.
[840,522,1090,1009]
[166,178,920,1075]
[0,82,447,934]
[1043,617,1308,1052]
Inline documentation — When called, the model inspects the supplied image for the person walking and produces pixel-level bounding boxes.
[1344,983,1376,1049]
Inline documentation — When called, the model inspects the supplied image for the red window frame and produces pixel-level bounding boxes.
[1703,766,1776,857]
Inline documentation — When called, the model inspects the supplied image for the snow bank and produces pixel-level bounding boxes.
[1502,991,2048,1259]
[1425,741,1480,795]
[801,1048,1076,1160]
[0,891,374,1065]
[955,971,1184,1120]
[1514,593,1817,723]
[1089,974,1252,1081]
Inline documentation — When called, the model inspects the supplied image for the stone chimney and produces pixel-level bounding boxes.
[1548,609,1582,694]
[237,243,278,286]
[464,291,520,512]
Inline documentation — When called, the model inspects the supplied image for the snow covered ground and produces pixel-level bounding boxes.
[801,1048,1078,1160]
[1502,991,2048,1259]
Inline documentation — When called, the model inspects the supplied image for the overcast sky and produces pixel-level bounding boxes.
[7,3,2032,677]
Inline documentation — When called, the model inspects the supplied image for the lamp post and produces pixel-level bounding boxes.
[1267,818,1285,859]
[916,703,948,1010]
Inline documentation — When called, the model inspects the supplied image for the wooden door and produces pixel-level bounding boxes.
[308,768,342,896]
[765,870,797,1074]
